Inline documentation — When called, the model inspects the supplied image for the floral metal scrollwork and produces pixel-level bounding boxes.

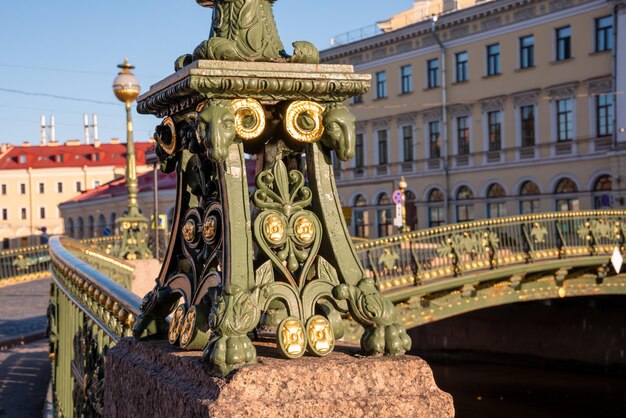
[253,160,321,289]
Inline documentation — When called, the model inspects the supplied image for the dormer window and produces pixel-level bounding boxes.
[56,154,64,163]
[18,155,26,164]
[91,153,100,161]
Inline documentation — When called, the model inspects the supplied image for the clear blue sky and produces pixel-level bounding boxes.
[0,1,413,146]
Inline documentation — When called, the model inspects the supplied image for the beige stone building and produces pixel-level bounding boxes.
[0,139,153,248]
[322,0,626,238]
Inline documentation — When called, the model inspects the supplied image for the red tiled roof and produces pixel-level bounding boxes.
[61,169,177,205]
[60,158,258,206]
[0,142,154,170]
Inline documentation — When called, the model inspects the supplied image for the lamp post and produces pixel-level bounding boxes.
[398,176,409,233]
[112,58,152,260]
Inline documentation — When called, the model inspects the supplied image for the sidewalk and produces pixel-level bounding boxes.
[0,278,50,347]
[0,339,50,418]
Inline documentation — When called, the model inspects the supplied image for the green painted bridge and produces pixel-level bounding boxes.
[3,210,621,416]
[3,210,625,329]
[354,210,626,329]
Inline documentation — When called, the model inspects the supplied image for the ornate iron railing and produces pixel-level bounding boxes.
[48,236,141,417]
[0,236,122,284]
[355,210,626,299]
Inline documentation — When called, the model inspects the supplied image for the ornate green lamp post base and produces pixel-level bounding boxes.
[133,0,411,376]
[115,214,152,261]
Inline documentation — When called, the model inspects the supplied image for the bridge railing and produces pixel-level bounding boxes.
[0,236,122,284]
[48,236,141,417]
[355,211,626,296]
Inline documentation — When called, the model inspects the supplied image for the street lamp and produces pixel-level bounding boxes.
[398,176,409,233]
[112,58,152,260]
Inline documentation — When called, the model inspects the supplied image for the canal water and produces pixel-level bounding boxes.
[428,360,626,418]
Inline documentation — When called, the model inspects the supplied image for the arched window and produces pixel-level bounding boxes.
[353,195,369,238]
[77,217,84,240]
[97,214,107,237]
[110,212,117,234]
[519,181,540,214]
[87,215,95,239]
[554,178,579,211]
[66,218,74,238]
[486,183,506,218]
[456,186,474,222]
[377,193,393,237]
[427,188,445,227]
[405,190,418,230]
[593,175,612,209]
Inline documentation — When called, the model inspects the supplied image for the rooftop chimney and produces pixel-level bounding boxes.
[40,115,47,146]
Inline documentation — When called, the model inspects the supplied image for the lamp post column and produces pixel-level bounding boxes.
[112,58,152,260]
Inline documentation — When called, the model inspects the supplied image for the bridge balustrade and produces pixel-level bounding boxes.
[47,236,141,417]
[354,210,626,299]
[0,236,122,284]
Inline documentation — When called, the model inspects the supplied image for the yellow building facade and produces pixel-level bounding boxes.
[322,0,626,238]
[0,140,153,248]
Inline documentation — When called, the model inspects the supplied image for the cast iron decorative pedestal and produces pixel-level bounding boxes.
[134,0,412,376]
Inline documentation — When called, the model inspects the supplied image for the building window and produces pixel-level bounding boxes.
[429,121,441,159]
[519,35,534,69]
[555,178,579,211]
[94,180,101,188]
[593,175,612,209]
[38,182,45,194]
[19,183,26,195]
[1,184,6,195]
[456,186,474,222]
[55,154,64,163]
[427,58,439,88]
[428,188,445,227]
[521,105,535,147]
[76,181,82,192]
[488,111,502,151]
[354,133,364,169]
[455,51,468,82]
[21,208,27,220]
[486,183,506,218]
[402,126,414,162]
[596,93,614,137]
[486,43,501,76]
[18,155,26,164]
[1,208,7,221]
[2,238,8,249]
[556,26,571,61]
[353,195,369,238]
[556,99,573,142]
[377,130,388,165]
[40,207,46,219]
[57,182,63,193]
[376,71,387,99]
[377,194,393,237]
[595,16,613,52]
[352,95,363,105]
[519,181,540,214]
[400,65,412,94]
[457,116,470,155]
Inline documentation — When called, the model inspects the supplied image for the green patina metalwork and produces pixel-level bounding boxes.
[133,0,411,376]
[342,210,626,339]
[47,236,143,417]
[178,0,319,67]
[0,236,122,285]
